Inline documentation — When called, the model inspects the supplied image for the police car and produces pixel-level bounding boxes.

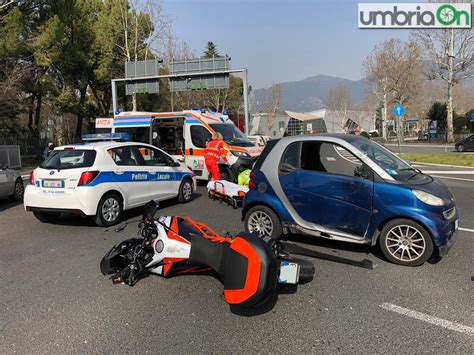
[24,137,196,226]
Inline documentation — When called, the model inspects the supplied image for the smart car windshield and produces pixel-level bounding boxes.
[209,124,254,147]
[351,140,421,182]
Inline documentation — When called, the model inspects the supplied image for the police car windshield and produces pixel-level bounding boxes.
[41,150,96,170]
[209,124,253,147]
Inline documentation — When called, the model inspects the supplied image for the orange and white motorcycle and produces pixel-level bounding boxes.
[100,201,314,309]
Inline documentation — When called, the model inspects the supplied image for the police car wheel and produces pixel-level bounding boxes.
[95,193,123,227]
[178,179,193,203]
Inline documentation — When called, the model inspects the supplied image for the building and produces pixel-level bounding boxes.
[284,111,327,136]
[249,112,289,138]
[307,109,375,134]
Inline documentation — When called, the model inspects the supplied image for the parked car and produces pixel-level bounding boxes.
[242,134,459,267]
[24,141,196,226]
[248,135,271,147]
[455,135,474,152]
[0,165,24,201]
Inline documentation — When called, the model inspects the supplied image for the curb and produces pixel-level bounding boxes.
[411,161,474,169]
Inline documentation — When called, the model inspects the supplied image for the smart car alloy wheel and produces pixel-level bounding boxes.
[378,218,436,267]
[247,211,274,236]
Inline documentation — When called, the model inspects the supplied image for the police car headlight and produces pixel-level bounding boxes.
[230,150,250,158]
[412,190,444,206]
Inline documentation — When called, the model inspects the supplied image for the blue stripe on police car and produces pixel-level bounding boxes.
[82,171,193,187]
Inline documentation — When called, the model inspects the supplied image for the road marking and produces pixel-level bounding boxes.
[421,171,474,175]
[459,227,474,233]
[380,303,474,335]
[431,175,474,182]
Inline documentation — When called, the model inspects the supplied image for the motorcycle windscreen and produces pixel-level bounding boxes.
[223,233,278,308]
[100,238,142,275]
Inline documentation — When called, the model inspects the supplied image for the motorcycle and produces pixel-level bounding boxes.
[100,201,315,310]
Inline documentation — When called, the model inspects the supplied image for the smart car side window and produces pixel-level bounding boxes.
[301,142,366,179]
[190,126,212,148]
[279,142,301,173]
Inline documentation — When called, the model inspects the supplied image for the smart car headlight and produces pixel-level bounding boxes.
[412,190,444,206]
[230,150,250,158]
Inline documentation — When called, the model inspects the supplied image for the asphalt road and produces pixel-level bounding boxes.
[0,175,473,353]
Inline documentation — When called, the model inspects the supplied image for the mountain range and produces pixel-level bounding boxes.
[250,75,371,113]
[250,74,474,114]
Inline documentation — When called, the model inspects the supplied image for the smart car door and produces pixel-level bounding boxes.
[279,141,373,237]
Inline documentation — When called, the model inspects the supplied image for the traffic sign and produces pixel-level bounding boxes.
[393,104,405,116]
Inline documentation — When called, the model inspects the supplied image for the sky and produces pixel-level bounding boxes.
[164,0,413,89]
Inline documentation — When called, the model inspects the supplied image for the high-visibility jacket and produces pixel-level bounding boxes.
[205,139,228,162]
[238,169,251,188]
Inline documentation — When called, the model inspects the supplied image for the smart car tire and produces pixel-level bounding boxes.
[379,219,434,267]
[244,205,283,239]
[33,211,60,223]
[456,144,466,152]
[178,179,193,203]
[94,193,123,227]
[10,178,24,201]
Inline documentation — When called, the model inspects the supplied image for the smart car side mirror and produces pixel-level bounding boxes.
[354,163,373,180]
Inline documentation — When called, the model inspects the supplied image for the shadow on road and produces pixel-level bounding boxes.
[0,199,22,212]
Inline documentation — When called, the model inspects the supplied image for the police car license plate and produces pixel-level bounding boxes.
[43,180,64,188]
[278,261,300,284]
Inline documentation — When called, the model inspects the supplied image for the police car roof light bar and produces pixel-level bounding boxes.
[81,133,130,142]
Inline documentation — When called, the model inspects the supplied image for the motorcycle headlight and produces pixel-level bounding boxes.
[412,190,444,206]
[230,150,250,158]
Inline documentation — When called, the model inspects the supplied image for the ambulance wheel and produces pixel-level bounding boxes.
[178,179,193,203]
[95,193,123,227]
[244,205,282,239]
[219,167,234,182]
[33,211,60,223]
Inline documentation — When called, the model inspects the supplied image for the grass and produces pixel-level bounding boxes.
[400,153,474,167]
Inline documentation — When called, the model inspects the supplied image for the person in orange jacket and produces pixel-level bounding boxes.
[205,132,228,180]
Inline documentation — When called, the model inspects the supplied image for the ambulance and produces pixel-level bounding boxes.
[103,109,262,182]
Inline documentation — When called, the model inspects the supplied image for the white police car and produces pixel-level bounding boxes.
[24,140,196,226]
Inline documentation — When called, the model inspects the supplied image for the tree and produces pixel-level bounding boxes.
[327,85,352,132]
[412,1,474,142]
[426,101,447,132]
[363,39,423,138]
[203,41,219,58]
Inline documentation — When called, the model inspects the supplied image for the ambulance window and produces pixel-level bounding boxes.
[190,126,211,148]
[136,146,175,167]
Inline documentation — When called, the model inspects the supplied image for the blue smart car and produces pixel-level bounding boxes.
[242,135,459,266]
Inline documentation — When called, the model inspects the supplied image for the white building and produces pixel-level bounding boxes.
[307,109,375,134]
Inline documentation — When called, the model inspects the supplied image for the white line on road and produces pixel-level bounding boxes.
[380,303,474,336]
[431,175,474,182]
[459,227,474,233]
[421,171,474,175]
